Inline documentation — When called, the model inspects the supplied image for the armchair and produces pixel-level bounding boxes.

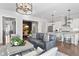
[44,33,56,50]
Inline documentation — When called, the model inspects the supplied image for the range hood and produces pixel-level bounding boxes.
[61,25,71,32]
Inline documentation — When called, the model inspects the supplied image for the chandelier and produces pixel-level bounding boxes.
[67,9,72,20]
[51,14,54,24]
[62,9,73,32]
[16,3,32,15]
[63,9,72,27]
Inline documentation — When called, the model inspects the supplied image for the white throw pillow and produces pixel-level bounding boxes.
[32,34,36,38]
[23,51,38,56]
[36,47,44,54]
[44,34,50,41]
[23,47,43,56]
[40,47,58,56]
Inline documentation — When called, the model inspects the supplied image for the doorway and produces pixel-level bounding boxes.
[23,20,38,40]
[23,21,32,40]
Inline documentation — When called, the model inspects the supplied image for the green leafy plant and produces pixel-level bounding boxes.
[11,36,25,46]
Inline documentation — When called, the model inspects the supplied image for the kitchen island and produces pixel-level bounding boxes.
[56,31,79,46]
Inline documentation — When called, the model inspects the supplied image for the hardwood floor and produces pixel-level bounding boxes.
[56,41,79,56]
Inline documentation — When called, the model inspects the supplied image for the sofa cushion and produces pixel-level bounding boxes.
[23,47,43,56]
[49,34,56,41]
[36,33,44,41]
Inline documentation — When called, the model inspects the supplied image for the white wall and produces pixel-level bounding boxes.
[71,18,79,31]
[53,21,64,32]
[0,9,48,44]
[22,15,48,33]
[39,21,48,33]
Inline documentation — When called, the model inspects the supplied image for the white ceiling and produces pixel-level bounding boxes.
[0,3,16,11]
[0,3,79,21]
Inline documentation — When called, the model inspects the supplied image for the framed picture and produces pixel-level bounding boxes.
[48,26,53,32]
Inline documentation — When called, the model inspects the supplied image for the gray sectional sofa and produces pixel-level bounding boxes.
[28,33,56,50]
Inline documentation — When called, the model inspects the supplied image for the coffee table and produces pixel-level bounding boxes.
[0,41,34,56]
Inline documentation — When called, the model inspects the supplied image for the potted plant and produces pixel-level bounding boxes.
[11,36,25,46]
